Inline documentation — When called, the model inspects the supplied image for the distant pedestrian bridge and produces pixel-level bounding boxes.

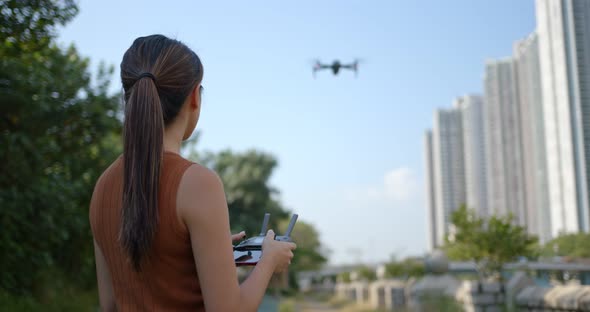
[299,261,590,288]
[449,261,590,286]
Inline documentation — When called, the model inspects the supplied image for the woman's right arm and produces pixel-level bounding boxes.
[177,164,295,312]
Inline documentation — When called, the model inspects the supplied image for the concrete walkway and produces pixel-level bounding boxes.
[295,297,372,312]
[260,295,373,312]
[258,295,280,312]
[297,299,340,311]
[297,302,340,312]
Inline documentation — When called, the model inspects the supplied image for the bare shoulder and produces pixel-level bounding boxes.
[178,163,223,194]
[177,163,227,224]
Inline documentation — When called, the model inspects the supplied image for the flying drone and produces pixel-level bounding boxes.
[312,59,361,78]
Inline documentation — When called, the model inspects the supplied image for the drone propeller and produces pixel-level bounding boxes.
[352,58,365,77]
[309,59,322,78]
[308,58,322,67]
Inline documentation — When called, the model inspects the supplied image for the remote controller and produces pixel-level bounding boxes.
[233,213,298,266]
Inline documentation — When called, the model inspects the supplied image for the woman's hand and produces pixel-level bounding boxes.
[261,229,296,273]
[231,231,246,242]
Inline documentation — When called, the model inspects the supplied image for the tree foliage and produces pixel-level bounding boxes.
[279,218,328,289]
[384,257,425,279]
[356,265,377,281]
[1,0,78,53]
[0,0,121,295]
[442,205,538,280]
[541,233,590,259]
[193,149,289,235]
[338,271,351,283]
[278,219,327,272]
[188,147,328,288]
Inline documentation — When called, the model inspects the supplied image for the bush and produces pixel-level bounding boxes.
[278,298,296,312]
[0,0,122,295]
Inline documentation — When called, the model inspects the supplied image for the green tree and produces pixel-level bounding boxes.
[356,265,377,281]
[541,233,590,259]
[278,219,328,289]
[442,205,538,280]
[0,0,78,53]
[384,257,425,279]
[278,219,327,272]
[187,146,329,289]
[337,271,351,283]
[191,149,288,236]
[0,0,122,295]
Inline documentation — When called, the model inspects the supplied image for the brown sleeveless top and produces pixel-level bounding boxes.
[90,151,205,311]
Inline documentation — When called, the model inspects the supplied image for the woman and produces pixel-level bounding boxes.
[89,34,296,311]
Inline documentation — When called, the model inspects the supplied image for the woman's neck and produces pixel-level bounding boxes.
[163,122,185,154]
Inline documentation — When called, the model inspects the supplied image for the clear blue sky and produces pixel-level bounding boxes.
[59,0,535,265]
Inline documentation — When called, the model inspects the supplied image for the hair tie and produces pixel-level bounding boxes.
[137,72,157,84]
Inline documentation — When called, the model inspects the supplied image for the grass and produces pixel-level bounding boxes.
[0,288,98,312]
[328,295,351,308]
[278,298,296,312]
[0,269,99,312]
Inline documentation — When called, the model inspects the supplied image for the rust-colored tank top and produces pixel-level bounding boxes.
[89,151,205,311]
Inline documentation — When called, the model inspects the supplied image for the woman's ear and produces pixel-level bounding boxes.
[190,84,201,111]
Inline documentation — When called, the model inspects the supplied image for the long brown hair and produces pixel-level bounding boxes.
[120,35,203,270]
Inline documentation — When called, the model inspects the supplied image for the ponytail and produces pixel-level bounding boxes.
[121,76,163,271]
[119,34,203,271]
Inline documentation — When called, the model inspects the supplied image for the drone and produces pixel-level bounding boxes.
[312,59,361,78]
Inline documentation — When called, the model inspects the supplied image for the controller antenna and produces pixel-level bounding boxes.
[260,213,270,236]
[284,214,298,238]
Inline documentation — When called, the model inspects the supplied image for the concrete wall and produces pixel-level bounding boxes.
[334,273,590,311]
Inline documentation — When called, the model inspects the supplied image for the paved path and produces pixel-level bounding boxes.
[296,298,343,312]
[258,295,280,312]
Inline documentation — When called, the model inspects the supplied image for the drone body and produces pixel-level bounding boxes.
[313,59,360,78]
